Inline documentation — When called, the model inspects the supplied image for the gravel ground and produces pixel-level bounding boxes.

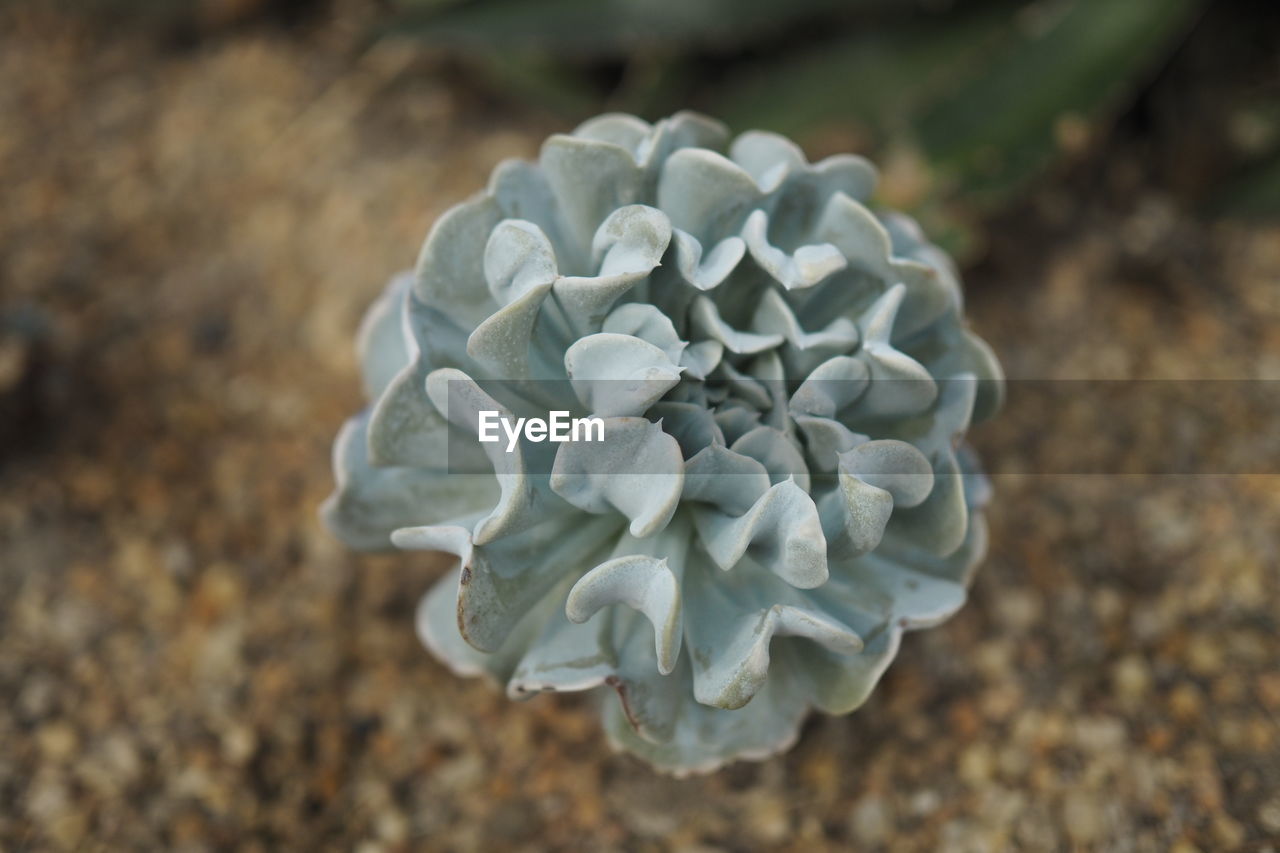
[1,7,1278,851]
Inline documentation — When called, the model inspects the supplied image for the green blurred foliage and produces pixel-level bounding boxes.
[382,0,1218,255]
[54,0,1280,248]
[1214,155,1280,217]
[385,0,881,56]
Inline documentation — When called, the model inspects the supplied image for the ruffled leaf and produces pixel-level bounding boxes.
[550,417,684,538]
[566,554,683,675]
[564,333,683,417]
[693,478,828,589]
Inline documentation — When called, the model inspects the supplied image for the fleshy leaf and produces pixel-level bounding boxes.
[566,554,683,675]
[742,209,846,291]
[693,478,828,589]
[356,272,414,401]
[564,333,683,417]
[550,417,684,537]
[322,414,496,551]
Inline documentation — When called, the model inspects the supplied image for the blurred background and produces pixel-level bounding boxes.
[1,0,1278,849]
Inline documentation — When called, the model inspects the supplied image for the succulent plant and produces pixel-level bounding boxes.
[323,112,1003,774]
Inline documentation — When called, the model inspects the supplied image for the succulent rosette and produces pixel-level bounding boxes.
[323,112,1003,774]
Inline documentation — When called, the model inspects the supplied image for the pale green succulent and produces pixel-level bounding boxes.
[323,112,1003,774]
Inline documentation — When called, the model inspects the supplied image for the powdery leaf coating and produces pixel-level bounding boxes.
[322,112,1004,775]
